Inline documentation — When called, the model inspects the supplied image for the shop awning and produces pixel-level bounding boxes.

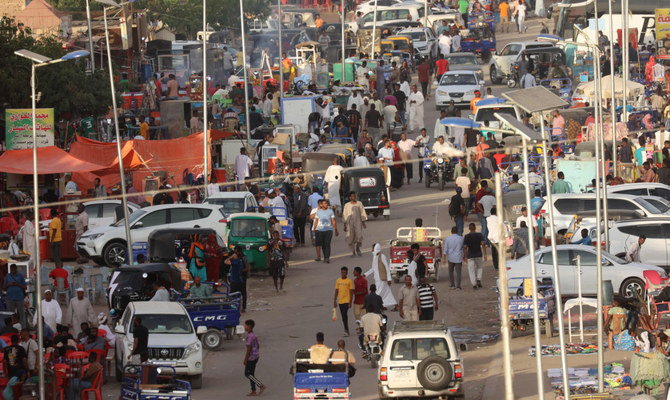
[0,146,105,175]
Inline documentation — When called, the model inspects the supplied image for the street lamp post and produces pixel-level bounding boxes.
[14,48,90,400]
[96,0,136,265]
[202,0,209,197]
[240,0,251,137]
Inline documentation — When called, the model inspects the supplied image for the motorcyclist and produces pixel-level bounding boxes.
[431,136,451,158]
[358,304,385,356]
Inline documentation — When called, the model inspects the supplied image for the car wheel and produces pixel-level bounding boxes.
[190,374,203,389]
[490,65,501,84]
[115,352,123,382]
[103,242,127,267]
[621,277,644,298]
[417,355,453,391]
[202,329,224,351]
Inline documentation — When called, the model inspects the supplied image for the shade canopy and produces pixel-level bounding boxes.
[574,76,645,100]
[475,97,507,107]
[0,146,104,174]
[502,86,568,113]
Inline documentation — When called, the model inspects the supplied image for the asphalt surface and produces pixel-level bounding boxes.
[99,16,561,400]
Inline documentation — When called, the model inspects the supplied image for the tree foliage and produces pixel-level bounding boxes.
[131,0,271,39]
[0,17,112,119]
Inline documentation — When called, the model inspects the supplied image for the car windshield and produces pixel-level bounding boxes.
[204,198,246,214]
[131,314,193,334]
[401,31,425,40]
[445,55,477,66]
[440,74,476,85]
[113,210,146,227]
[644,198,670,213]
[230,218,267,238]
[475,106,516,122]
[635,198,663,214]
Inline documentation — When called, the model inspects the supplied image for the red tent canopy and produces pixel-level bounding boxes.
[0,146,104,175]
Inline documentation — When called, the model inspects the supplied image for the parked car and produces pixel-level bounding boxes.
[605,183,670,202]
[571,218,670,270]
[505,244,667,298]
[378,321,463,399]
[541,193,670,235]
[357,0,403,14]
[435,70,485,109]
[398,27,438,59]
[115,301,205,388]
[77,204,227,267]
[348,5,428,34]
[489,41,554,84]
[82,200,140,230]
[203,192,259,215]
[444,52,484,80]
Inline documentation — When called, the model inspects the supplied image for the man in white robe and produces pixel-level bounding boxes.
[34,289,62,332]
[22,214,36,260]
[234,147,254,185]
[408,85,425,134]
[324,158,344,215]
[365,243,397,308]
[64,288,96,336]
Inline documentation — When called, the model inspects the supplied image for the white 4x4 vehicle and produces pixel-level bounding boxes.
[378,321,464,399]
[115,301,206,388]
[489,41,553,84]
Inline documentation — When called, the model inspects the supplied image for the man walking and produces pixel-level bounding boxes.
[234,147,253,185]
[463,223,486,290]
[416,59,430,100]
[49,209,63,268]
[292,185,309,247]
[313,199,338,263]
[408,85,425,134]
[334,267,354,337]
[442,227,464,290]
[4,265,27,328]
[626,235,646,262]
[417,276,438,320]
[398,275,420,321]
[65,288,96,337]
[366,243,397,310]
[487,207,502,270]
[398,133,416,184]
[75,204,89,263]
[342,192,367,256]
[352,267,368,321]
[449,187,466,235]
[243,319,267,396]
[34,289,61,332]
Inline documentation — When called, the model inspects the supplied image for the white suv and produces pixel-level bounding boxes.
[489,41,554,84]
[378,321,463,399]
[115,301,206,388]
[77,203,227,267]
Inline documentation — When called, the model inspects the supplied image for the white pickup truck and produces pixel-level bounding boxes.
[115,301,206,389]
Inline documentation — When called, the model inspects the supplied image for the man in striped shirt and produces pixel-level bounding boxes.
[417,276,438,321]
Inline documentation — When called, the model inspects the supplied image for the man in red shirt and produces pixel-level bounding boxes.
[352,266,368,321]
[49,265,69,289]
[434,54,449,84]
[416,58,431,100]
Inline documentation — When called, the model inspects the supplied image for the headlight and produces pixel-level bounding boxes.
[437,158,444,164]
[258,245,267,251]
[183,341,202,359]
[465,90,475,96]
[436,90,447,96]
[84,233,103,240]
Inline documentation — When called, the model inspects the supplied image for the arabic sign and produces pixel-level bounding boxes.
[5,108,55,150]
[656,9,670,60]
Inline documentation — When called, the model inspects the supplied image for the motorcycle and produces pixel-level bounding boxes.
[423,153,455,191]
[356,314,387,368]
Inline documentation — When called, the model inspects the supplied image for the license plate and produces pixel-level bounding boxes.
[453,98,462,102]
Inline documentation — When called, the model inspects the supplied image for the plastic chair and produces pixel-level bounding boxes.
[644,270,668,295]
[66,351,89,361]
[55,277,70,305]
[40,266,53,286]
[99,267,110,288]
[81,369,103,400]
[55,363,70,400]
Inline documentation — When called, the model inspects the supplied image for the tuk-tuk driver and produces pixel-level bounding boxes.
[189,276,212,298]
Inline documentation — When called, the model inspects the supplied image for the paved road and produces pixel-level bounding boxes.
[99,17,554,399]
